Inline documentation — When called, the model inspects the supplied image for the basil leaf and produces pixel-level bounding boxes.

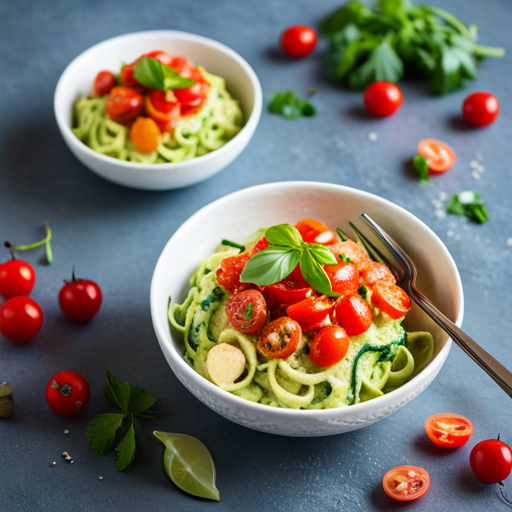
[299,248,337,297]
[308,244,337,265]
[265,224,303,248]
[267,90,316,119]
[412,155,429,183]
[446,191,489,224]
[239,248,300,286]
[133,57,196,91]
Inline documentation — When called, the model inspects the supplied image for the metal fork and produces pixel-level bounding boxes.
[347,213,512,399]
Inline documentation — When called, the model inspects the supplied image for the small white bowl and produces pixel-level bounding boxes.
[150,182,464,436]
[54,31,262,190]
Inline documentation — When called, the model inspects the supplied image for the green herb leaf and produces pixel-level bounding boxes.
[339,254,351,263]
[133,57,196,91]
[221,239,245,252]
[446,191,489,224]
[300,247,337,297]
[265,224,303,248]
[412,155,430,183]
[115,416,137,472]
[239,248,300,286]
[154,431,220,501]
[128,386,157,417]
[104,368,132,413]
[358,285,367,299]
[268,91,316,119]
[242,302,254,321]
[86,413,127,455]
[308,244,337,265]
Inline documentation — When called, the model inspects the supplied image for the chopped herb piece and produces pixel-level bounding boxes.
[268,90,316,119]
[446,191,489,224]
[339,254,351,263]
[358,285,367,299]
[412,155,430,184]
[221,239,245,252]
[242,302,254,322]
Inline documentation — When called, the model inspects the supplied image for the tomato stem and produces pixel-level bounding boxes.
[5,220,53,264]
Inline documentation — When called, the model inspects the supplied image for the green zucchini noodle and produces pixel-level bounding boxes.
[72,68,243,163]
[169,244,434,410]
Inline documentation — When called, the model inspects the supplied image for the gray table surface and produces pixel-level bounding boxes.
[1,0,511,510]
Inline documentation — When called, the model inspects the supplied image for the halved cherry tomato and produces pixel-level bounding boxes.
[120,63,140,88]
[258,317,302,359]
[470,438,512,484]
[417,138,456,174]
[174,72,209,109]
[324,262,359,295]
[295,219,336,245]
[425,413,473,448]
[169,57,195,78]
[144,50,173,66]
[335,294,373,337]
[145,90,181,132]
[226,289,267,334]
[463,92,499,127]
[280,26,317,58]
[266,281,313,305]
[105,86,144,125]
[309,326,350,368]
[372,283,411,319]
[216,253,251,293]
[363,82,402,118]
[382,466,431,502]
[249,236,269,257]
[286,295,334,331]
[360,261,396,287]
[328,240,370,268]
[129,117,161,153]
[93,70,116,96]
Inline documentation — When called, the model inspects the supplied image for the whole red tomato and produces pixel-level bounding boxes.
[470,438,512,484]
[0,296,43,343]
[93,71,116,96]
[0,258,36,298]
[45,371,90,416]
[280,26,317,58]
[59,272,102,322]
[463,92,499,127]
[363,82,403,117]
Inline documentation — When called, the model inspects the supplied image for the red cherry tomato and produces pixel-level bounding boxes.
[328,240,370,268]
[417,138,456,174]
[249,237,269,257]
[425,413,473,449]
[145,90,181,133]
[470,438,512,484]
[382,465,431,502]
[216,253,251,293]
[266,281,313,305]
[93,70,116,96]
[0,296,43,343]
[144,50,173,66]
[309,326,350,368]
[363,82,403,118]
[105,86,144,125]
[59,275,102,322]
[286,295,334,331]
[120,63,139,88]
[371,283,411,320]
[258,317,302,359]
[463,92,499,127]
[169,57,195,78]
[45,371,90,416]
[0,259,36,298]
[324,262,359,296]
[226,289,267,334]
[174,73,209,109]
[295,219,336,245]
[280,26,317,58]
[335,294,373,337]
[360,261,396,287]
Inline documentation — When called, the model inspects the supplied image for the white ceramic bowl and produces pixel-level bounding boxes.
[150,182,464,436]
[54,31,262,190]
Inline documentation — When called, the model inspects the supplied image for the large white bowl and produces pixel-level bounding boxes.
[150,182,464,436]
[54,31,262,190]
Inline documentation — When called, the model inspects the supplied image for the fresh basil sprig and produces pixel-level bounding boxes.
[446,191,488,224]
[133,57,196,90]
[412,155,430,184]
[239,224,338,297]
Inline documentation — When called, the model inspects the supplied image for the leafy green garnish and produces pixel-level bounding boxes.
[221,239,245,252]
[133,57,196,90]
[320,0,505,95]
[240,224,338,296]
[242,302,254,321]
[412,155,430,183]
[446,191,488,224]
[358,285,368,299]
[86,369,156,471]
[339,254,351,263]
[267,91,316,119]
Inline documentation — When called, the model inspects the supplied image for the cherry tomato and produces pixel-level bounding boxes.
[120,63,140,88]
[174,72,209,109]
[382,465,431,502]
[463,92,499,127]
[258,317,302,359]
[145,90,181,133]
[309,326,350,368]
[335,294,373,337]
[371,283,411,320]
[0,259,36,298]
[470,438,512,484]
[295,219,336,245]
[328,240,370,268]
[286,295,334,331]
[226,289,267,334]
[417,138,456,174]
[45,370,90,416]
[425,413,473,449]
[280,26,317,58]
[363,81,403,118]
[266,281,313,305]
[216,253,251,293]
[0,296,43,343]
[144,50,173,66]
[93,70,116,96]
[360,261,396,287]
[59,275,102,322]
[249,236,269,257]
[324,262,359,296]
[169,57,195,78]
[129,117,161,153]
[105,86,144,125]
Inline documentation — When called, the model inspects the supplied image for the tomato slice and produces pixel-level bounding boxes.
[324,262,359,295]
[371,283,411,319]
[359,261,396,287]
[144,50,173,66]
[258,317,302,359]
[417,138,456,174]
[174,77,209,110]
[144,90,181,133]
[309,326,350,368]
[425,413,473,448]
[266,282,313,305]
[226,290,267,335]
[295,219,336,245]
[216,253,251,293]
[105,86,144,125]
[335,294,373,337]
[249,236,269,257]
[382,466,431,502]
[286,295,334,331]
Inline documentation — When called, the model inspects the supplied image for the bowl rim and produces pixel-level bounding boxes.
[150,181,464,418]
[54,29,263,172]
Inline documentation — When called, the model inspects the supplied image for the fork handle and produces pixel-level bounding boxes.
[411,287,512,399]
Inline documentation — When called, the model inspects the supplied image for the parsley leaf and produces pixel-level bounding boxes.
[86,413,126,454]
[128,386,157,417]
[446,191,489,224]
[412,155,429,183]
[115,418,137,472]
[104,368,131,412]
[268,91,316,119]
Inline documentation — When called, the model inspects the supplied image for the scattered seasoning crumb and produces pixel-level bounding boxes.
[432,199,442,208]
[98,476,104,481]
[472,170,481,180]
[507,238,512,247]
[439,191,447,201]
[368,132,377,141]
[61,452,73,463]
[64,430,69,435]
[435,209,446,219]
[50,462,56,467]
[470,160,479,168]
[477,165,485,173]
[476,151,483,161]
[447,231,454,237]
